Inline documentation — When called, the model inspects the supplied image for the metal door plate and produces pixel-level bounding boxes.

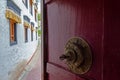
[64,37,92,74]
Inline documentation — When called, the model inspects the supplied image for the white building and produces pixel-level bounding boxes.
[0,0,39,80]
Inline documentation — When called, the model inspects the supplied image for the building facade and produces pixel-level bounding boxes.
[0,0,39,80]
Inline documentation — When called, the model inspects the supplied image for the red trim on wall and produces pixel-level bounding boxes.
[16,46,38,79]
[26,46,38,65]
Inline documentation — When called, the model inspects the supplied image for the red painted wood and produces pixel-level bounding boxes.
[47,63,84,80]
[45,0,103,80]
[44,0,120,80]
[104,0,120,80]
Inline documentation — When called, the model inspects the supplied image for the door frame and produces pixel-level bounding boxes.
[41,0,49,80]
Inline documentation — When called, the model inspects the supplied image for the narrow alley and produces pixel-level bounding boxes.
[0,0,41,80]
[19,39,41,80]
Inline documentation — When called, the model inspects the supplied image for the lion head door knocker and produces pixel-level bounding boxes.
[59,37,92,74]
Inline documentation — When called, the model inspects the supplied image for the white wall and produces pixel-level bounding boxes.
[0,0,38,80]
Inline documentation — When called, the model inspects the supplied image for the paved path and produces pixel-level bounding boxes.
[24,54,41,80]
[19,40,41,80]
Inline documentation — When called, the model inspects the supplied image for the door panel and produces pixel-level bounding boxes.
[47,63,85,80]
[44,0,103,80]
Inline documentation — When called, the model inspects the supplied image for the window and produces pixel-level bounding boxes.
[29,0,33,15]
[36,27,37,40]
[31,22,34,41]
[10,20,17,45]
[23,0,28,8]
[31,28,33,41]
[34,8,37,21]
[23,15,30,42]
[24,27,28,42]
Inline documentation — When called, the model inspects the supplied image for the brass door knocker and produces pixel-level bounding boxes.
[59,37,92,74]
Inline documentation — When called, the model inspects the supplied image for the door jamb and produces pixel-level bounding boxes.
[41,0,49,80]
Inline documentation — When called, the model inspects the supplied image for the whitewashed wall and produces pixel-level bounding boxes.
[0,0,38,80]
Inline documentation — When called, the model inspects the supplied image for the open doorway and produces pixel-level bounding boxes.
[0,0,42,80]
[19,1,43,80]
[17,0,43,80]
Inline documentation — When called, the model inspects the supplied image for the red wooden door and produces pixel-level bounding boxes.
[43,0,120,80]
[43,0,103,80]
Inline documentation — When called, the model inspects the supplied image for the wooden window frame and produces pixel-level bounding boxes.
[29,0,33,15]
[10,20,17,45]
